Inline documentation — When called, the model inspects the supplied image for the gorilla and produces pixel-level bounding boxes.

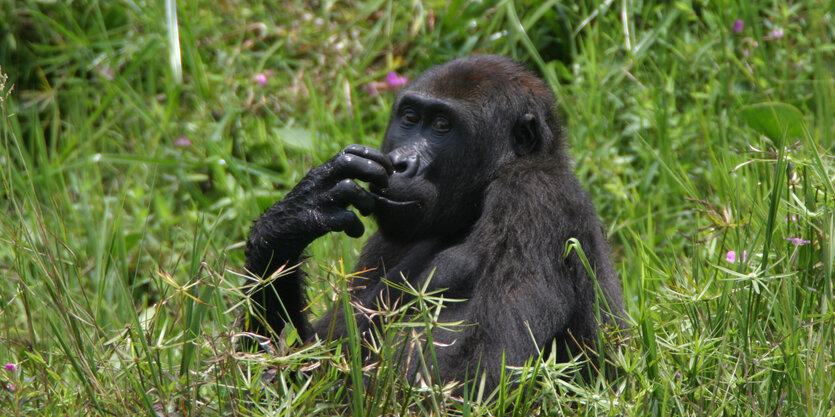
[243,55,624,390]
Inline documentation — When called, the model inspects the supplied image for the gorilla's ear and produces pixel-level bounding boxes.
[512,113,539,155]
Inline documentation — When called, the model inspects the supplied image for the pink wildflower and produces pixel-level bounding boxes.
[733,19,744,33]
[740,37,759,57]
[255,73,269,86]
[4,363,15,372]
[174,135,191,147]
[364,70,409,95]
[5,383,14,392]
[785,237,810,246]
[726,251,736,263]
[785,215,797,222]
[764,28,784,41]
[385,71,408,88]
[726,250,747,263]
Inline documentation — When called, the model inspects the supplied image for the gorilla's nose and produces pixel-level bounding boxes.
[389,150,420,177]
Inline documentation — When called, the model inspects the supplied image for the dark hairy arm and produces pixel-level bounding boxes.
[242,145,392,341]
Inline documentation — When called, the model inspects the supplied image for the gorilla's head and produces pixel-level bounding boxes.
[370,56,564,241]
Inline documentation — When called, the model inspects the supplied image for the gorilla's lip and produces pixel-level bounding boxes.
[367,189,420,207]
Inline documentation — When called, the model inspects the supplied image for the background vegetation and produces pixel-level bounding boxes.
[1,0,833,415]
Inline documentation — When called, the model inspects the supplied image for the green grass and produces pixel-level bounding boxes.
[1,0,833,415]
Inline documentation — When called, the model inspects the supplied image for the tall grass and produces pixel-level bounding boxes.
[1,0,833,415]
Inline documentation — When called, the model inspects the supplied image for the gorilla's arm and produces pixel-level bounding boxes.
[243,145,392,340]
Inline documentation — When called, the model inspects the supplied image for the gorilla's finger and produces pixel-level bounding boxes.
[332,153,390,188]
[331,210,365,238]
[344,144,394,174]
[331,179,375,216]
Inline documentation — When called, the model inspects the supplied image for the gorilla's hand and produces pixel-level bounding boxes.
[271,144,392,242]
[243,145,392,338]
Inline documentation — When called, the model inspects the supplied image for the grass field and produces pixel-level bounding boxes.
[1,0,833,415]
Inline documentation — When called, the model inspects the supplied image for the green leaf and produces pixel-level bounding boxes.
[273,127,315,151]
[738,102,805,144]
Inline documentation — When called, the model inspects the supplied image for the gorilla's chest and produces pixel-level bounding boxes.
[372,240,480,302]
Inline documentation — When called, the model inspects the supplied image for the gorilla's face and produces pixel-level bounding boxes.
[370,70,505,240]
[370,92,475,240]
[369,57,557,242]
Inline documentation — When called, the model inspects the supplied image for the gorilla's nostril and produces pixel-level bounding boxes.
[389,152,419,176]
[393,160,409,173]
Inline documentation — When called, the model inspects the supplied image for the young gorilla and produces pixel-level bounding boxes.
[244,55,624,390]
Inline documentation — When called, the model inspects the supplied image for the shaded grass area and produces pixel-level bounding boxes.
[1,0,833,415]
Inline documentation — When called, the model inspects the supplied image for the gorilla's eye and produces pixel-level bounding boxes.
[431,116,451,134]
[402,108,420,125]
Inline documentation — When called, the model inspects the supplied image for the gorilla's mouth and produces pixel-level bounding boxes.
[368,190,420,208]
[367,184,421,208]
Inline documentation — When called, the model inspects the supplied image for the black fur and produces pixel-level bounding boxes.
[243,55,624,390]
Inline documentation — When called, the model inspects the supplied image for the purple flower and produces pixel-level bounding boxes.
[785,215,797,222]
[764,28,785,41]
[4,363,15,372]
[733,19,744,33]
[255,73,269,86]
[174,135,191,147]
[364,71,409,95]
[386,71,408,87]
[726,250,747,263]
[786,237,810,246]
